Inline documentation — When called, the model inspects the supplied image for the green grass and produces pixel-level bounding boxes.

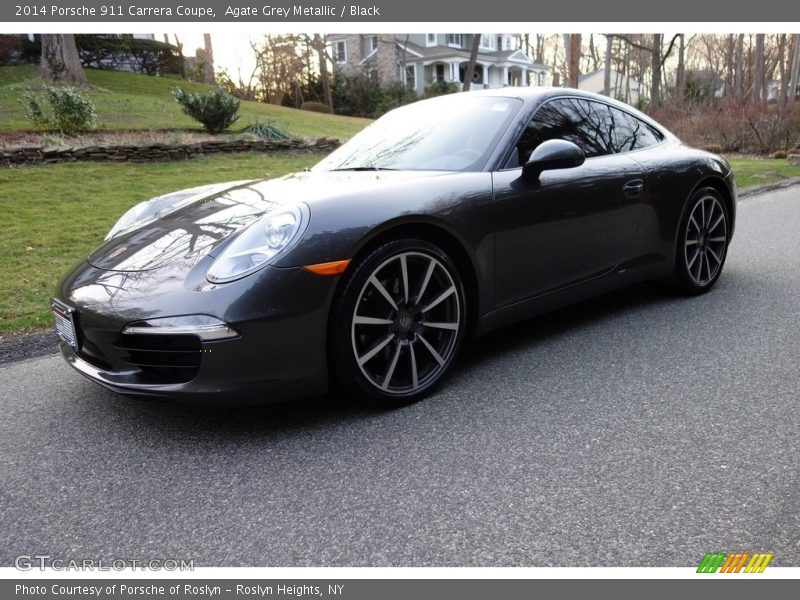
[0,152,325,335]
[0,65,370,139]
[726,156,800,189]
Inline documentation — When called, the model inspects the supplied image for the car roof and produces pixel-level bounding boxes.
[464,87,672,139]
[468,86,630,110]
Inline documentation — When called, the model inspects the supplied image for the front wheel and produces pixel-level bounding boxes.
[672,187,730,294]
[329,239,466,407]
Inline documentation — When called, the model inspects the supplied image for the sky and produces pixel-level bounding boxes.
[157,32,265,80]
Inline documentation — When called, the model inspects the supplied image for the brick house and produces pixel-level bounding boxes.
[326,33,549,95]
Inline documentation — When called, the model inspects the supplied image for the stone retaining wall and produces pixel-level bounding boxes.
[0,138,340,167]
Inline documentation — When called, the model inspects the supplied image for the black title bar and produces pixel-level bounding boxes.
[4,0,800,23]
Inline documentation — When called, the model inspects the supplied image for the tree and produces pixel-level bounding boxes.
[567,34,581,88]
[312,34,333,112]
[603,35,613,96]
[172,34,185,77]
[462,34,481,92]
[734,34,744,101]
[675,34,686,103]
[650,33,663,108]
[752,33,765,103]
[202,34,215,85]
[252,35,306,105]
[788,34,800,106]
[40,34,87,85]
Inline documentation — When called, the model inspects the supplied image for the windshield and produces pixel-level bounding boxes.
[313,95,523,172]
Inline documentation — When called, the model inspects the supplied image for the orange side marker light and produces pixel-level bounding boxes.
[302,259,351,276]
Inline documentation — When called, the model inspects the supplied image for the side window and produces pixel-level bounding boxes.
[609,107,663,151]
[513,98,615,166]
[509,98,664,168]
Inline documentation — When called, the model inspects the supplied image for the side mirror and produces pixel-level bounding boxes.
[522,139,585,182]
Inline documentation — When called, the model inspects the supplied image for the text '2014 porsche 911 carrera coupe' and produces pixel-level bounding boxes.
[53,88,735,406]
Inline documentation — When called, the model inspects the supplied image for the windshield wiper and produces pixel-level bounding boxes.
[330,166,397,171]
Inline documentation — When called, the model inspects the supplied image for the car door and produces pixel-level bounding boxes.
[492,97,647,307]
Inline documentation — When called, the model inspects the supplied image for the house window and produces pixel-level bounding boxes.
[446,34,463,47]
[434,64,445,82]
[405,64,417,89]
[366,35,378,53]
[331,40,347,64]
[497,36,504,51]
[538,71,546,86]
[426,33,436,46]
[480,34,493,49]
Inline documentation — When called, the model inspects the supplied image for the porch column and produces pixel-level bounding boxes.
[502,66,508,86]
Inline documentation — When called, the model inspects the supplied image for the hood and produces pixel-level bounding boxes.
[87,170,448,273]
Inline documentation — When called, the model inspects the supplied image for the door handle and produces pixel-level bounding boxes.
[623,179,645,198]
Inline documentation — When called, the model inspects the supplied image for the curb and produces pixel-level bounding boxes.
[0,330,59,366]
[738,176,800,199]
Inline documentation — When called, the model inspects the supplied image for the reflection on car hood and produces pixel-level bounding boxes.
[87,170,448,272]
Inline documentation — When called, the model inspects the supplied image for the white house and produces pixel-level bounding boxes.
[577,68,642,105]
[327,34,549,95]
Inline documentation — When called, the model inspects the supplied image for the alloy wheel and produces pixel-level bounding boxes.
[684,195,728,286]
[350,251,461,395]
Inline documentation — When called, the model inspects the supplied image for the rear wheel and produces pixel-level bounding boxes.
[330,239,466,407]
[672,187,730,294]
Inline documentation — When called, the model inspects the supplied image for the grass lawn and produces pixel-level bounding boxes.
[0,65,370,140]
[1,148,798,337]
[0,152,325,335]
[725,156,800,189]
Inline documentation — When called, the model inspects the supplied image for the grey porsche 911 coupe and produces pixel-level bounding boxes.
[53,88,735,406]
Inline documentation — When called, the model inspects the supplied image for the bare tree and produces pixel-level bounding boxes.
[252,35,306,105]
[650,33,663,108]
[789,33,800,106]
[734,34,744,101]
[674,34,686,103]
[462,34,481,91]
[172,34,186,77]
[312,34,333,111]
[202,34,215,85]
[40,34,87,85]
[567,34,581,88]
[752,33,765,103]
[603,35,613,96]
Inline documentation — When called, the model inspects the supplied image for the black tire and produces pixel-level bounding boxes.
[671,187,730,294]
[329,238,466,407]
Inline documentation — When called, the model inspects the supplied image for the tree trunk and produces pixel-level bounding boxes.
[312,35,333,112]
[650,33,662,109]
[462,34,481,92]
[753,33,765,103]
[734,34,744,101]
[603,35,613,97]
[675,34,686,104]
[789,34,800,107]
[40,34,87,85]
[535,34,545,64]
[172,34,185,78]
[624,42,631,104]
[202,34,215,85]
[568,34,581,88]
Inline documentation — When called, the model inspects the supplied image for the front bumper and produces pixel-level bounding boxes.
[54,261,337,405]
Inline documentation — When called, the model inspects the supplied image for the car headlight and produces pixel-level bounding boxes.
[105,181,250,241]
[207,204,308,283]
